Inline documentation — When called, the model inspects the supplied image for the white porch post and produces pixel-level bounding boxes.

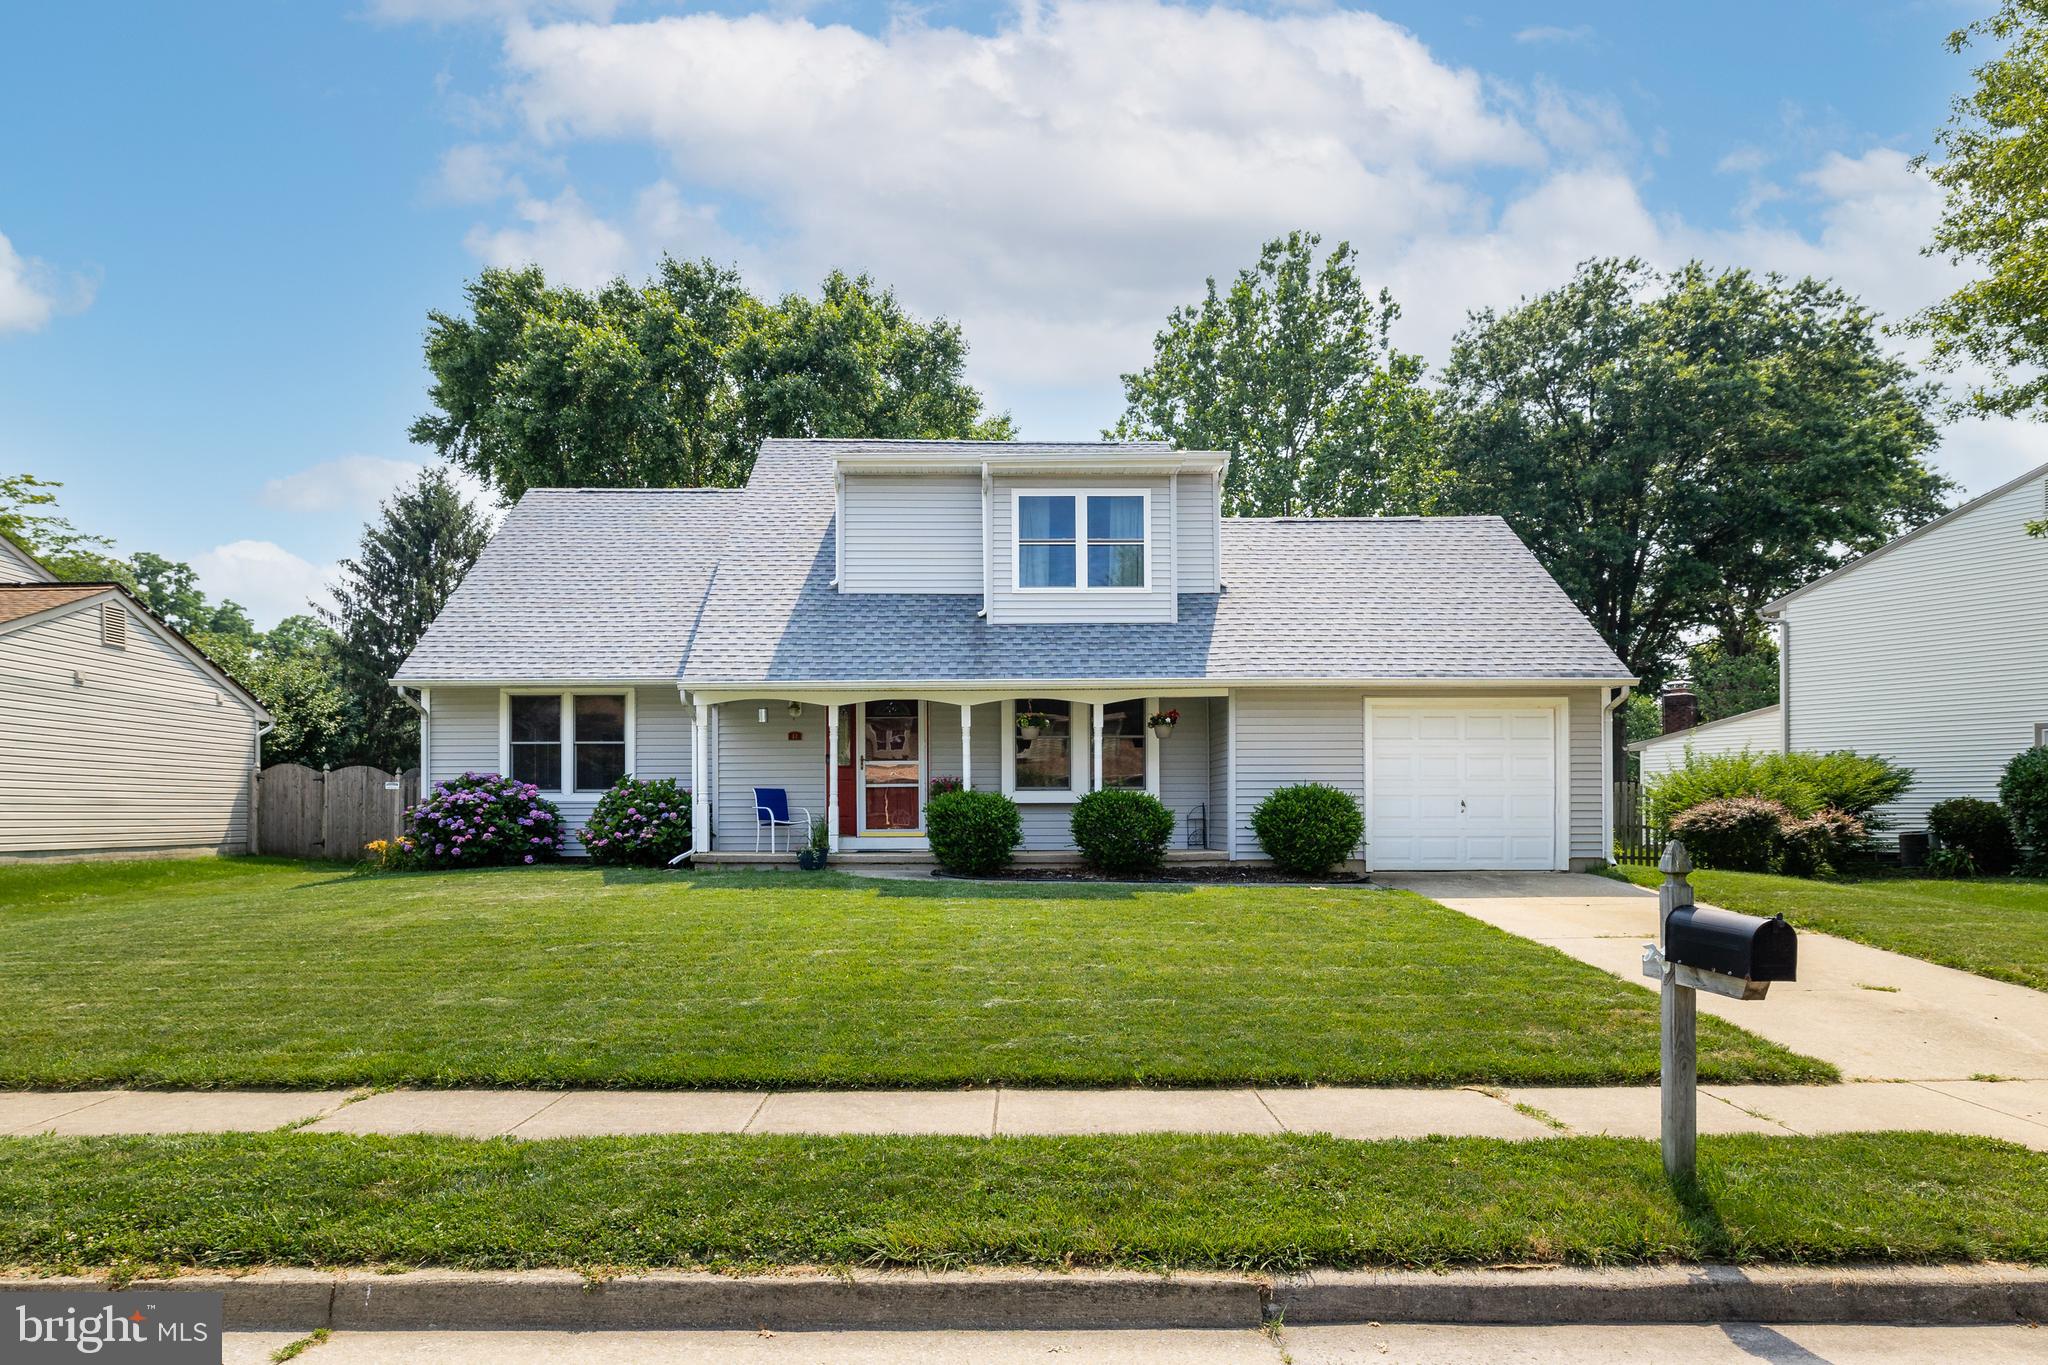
[690,694,710,857]
[1091,700,1105,792]
[960,704,973,791]
[826,702,842,854]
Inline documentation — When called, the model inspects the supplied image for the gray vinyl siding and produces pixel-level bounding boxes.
[0,538,52,582]
[1174,472,1219,592]
[423,685,694,856]
[0,598,260,856]
[839,474,982,594]
[927,701,964,787]
[1209,694,1230,852]
[1634,706,1783,781]
[1228,685,1606,865]
[1158,695,1211,849]
[987,475,1177,624]
[712,700,829,849]
[1778,468,2048,837]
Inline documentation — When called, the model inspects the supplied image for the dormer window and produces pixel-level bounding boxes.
[1013,490,1148,591]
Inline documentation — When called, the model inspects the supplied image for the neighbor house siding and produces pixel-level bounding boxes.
[423,685,693,856]
[0,598,260,856]
[986,474,1177,624]
[1228,685,1607,866]
[838,474,983,594]
[1174,472,1219,592]
[1777,468,2048,837]
[1634,706,1783,781]
[0,538,51,583]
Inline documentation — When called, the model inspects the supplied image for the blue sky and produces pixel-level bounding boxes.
[1,0,2031,624]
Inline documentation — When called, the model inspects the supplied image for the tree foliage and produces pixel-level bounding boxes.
[320,467,491,771]
[1109,231,1442,516]
[411,259,1013,502]
[194,616,351,769]
[1688,636,1780,722]
[0,473,134,585]
[1907,1,2048,420]
[1439,259,1951,682]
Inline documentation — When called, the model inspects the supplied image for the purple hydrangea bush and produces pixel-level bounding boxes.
[579,775,692,867]
[406,771,564,870]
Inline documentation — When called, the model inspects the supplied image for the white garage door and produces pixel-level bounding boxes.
[1367,704,1561,870]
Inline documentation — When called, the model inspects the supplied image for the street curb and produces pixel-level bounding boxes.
[3,1265,2043,1330]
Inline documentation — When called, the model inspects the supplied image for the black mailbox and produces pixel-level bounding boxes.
[1664,906,1797,982]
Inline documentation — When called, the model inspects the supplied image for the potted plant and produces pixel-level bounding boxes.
[797,818,829,871]
[1015,710,1053,741]
[1147,707,1180,737]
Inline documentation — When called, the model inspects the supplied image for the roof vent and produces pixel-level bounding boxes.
[99,600,127,649]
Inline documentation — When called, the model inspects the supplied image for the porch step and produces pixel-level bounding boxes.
[689,849,1230,869]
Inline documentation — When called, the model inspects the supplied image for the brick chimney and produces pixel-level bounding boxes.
[1660,679,1699,735]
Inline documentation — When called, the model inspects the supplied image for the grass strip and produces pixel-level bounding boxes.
[0,859,1830,1088]
[0,1130,2039,1276]
[1618,865,2048,991]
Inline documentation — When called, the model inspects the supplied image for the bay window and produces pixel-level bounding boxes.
[1000,696,1162,802]
[501,690,634,794]
[1013,490,1148,591]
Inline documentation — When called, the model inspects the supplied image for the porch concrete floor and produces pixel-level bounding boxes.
[4,1081,2041,1147]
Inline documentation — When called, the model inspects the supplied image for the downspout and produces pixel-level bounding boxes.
[249,718,275,855]
[831,467,845,589]
[1602,684,1629,865]
[1168,470,1179,624]
[1777,618,1791,751]
[392,681,430,793]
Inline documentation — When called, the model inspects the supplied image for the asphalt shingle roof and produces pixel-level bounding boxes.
[399,441,1629,686]
[0,583,113,625]
[397,488,739,682]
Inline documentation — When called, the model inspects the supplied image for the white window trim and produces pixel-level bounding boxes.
[498,688,637,797]
[998,696,1160,803]
[1010,488,1153,594]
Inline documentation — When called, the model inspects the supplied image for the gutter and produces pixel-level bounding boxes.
[978,461,991,619]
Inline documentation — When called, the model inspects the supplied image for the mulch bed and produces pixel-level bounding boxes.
[933,865,1371,886]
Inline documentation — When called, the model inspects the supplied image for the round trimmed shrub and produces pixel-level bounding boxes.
[1776,806,1866,878]
[1251,783,1364,876]
[1998,747,2048,870]
[406,771,563,869]
[1070,789,1175,875]
[1667,796,1788,872]
[579,775,692,867]
[1928,796,2018,876]
[925,789,1023,876]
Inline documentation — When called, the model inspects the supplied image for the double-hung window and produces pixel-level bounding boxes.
[1014,491,1147,590]
[503,691,633,794]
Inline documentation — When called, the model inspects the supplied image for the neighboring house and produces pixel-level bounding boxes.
[0,549,273,860]
[396,440,1634,871]
[1635,459,2048,838]
[1630,688,1782,782]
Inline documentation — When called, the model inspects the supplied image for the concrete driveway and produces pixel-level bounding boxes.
[1382,872,2048,1131]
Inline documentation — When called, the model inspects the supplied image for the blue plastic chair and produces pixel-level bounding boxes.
[753,786,813,853]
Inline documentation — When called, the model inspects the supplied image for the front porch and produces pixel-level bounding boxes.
[685,689,1228,858]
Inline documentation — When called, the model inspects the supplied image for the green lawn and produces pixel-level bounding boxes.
[1618,865,2048,991]
[0,1130,2038,1274]
[0,857,1830,1088]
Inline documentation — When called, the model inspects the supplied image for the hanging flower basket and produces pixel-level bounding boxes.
[1016,712,1053,741]
[1147,708,1181,737]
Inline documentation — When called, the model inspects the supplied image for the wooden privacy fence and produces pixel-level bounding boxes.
[253,764,419,861]
[1613,779,1666,866]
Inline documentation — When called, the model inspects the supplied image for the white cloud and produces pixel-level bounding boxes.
[441,4,2039,497]
[192,541,339,628]
[260,455,426,515]
[1514,24,1594,46]
[0,229,89,334]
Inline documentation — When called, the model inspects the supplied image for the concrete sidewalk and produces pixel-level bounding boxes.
[3,1079,2043,1145]
[1383,871,2048,1083]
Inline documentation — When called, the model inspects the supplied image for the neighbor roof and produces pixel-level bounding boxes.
[0,583,112,625]
[397,488,741,682]
[677,440,1630,685]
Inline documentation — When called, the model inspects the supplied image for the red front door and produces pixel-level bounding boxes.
[835,705,857,836]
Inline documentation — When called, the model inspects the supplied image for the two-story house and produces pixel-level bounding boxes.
[395,439,1633,871]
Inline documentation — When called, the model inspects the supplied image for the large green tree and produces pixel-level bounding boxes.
[320,466,490,770]
[1908,1,2048,423]
[193,616,351,769]
[1109,232,1442,516]
[0,473,134,584]
[411,259,1013,502]
[1440,259,1952,683]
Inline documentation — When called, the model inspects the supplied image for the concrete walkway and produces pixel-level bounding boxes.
[1383,871,2048,1083]
[4,1078,2043,1146]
